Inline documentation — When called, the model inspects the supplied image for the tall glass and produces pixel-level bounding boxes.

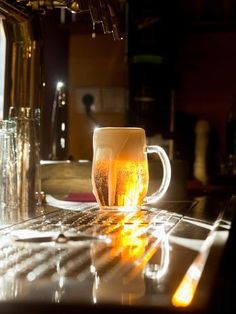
[92,127,171,210]
[0,120,18,215]
[14,108,41,213]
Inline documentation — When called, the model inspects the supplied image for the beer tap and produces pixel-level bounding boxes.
[16,0,125,40]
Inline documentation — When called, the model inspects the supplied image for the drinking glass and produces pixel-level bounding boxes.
[0,120,18,214]
[15,108,40,212]
[92,127,171,210]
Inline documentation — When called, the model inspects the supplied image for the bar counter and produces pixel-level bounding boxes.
[1,191,235,314]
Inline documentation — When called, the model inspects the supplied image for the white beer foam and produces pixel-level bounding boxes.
[93,127,146,161]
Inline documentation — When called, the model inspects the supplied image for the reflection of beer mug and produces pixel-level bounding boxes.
[91,240,146,303]
[92,127,171,210]
[144,225,170,281]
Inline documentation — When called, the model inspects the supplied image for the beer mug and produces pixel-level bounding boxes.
[92,127,171,210]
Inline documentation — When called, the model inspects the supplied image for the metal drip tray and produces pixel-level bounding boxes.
[0,202,192,281]
[0,198,230,311]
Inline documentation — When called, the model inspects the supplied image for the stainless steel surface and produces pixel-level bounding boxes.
[0,197,233,313]
[0,0,43,116]
[13,232,109,243]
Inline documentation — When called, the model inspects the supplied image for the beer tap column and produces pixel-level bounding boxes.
[3,18,43,115]
[0,1,43,215]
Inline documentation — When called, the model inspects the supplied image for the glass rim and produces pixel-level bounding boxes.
[94,127,144,132]
[0,119,16,130]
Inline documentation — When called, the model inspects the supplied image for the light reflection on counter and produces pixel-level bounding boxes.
[172,211,225,307]
[172,264,201,307]
[91,212,170,304]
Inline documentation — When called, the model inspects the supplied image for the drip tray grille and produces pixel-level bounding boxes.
[0,201,195,282]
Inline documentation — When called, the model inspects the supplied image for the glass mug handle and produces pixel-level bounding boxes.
[144,145,171,204]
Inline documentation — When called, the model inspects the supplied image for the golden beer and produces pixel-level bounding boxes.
[93,159,149,209]
[92,127,171,210]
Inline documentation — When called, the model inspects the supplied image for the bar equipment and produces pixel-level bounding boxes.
[0,0,125,213]
[0,197,233,312]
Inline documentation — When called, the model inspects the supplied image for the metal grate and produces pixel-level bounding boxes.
[0,201,195,283]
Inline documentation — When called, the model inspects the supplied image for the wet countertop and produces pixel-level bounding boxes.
[0,193,234,314]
